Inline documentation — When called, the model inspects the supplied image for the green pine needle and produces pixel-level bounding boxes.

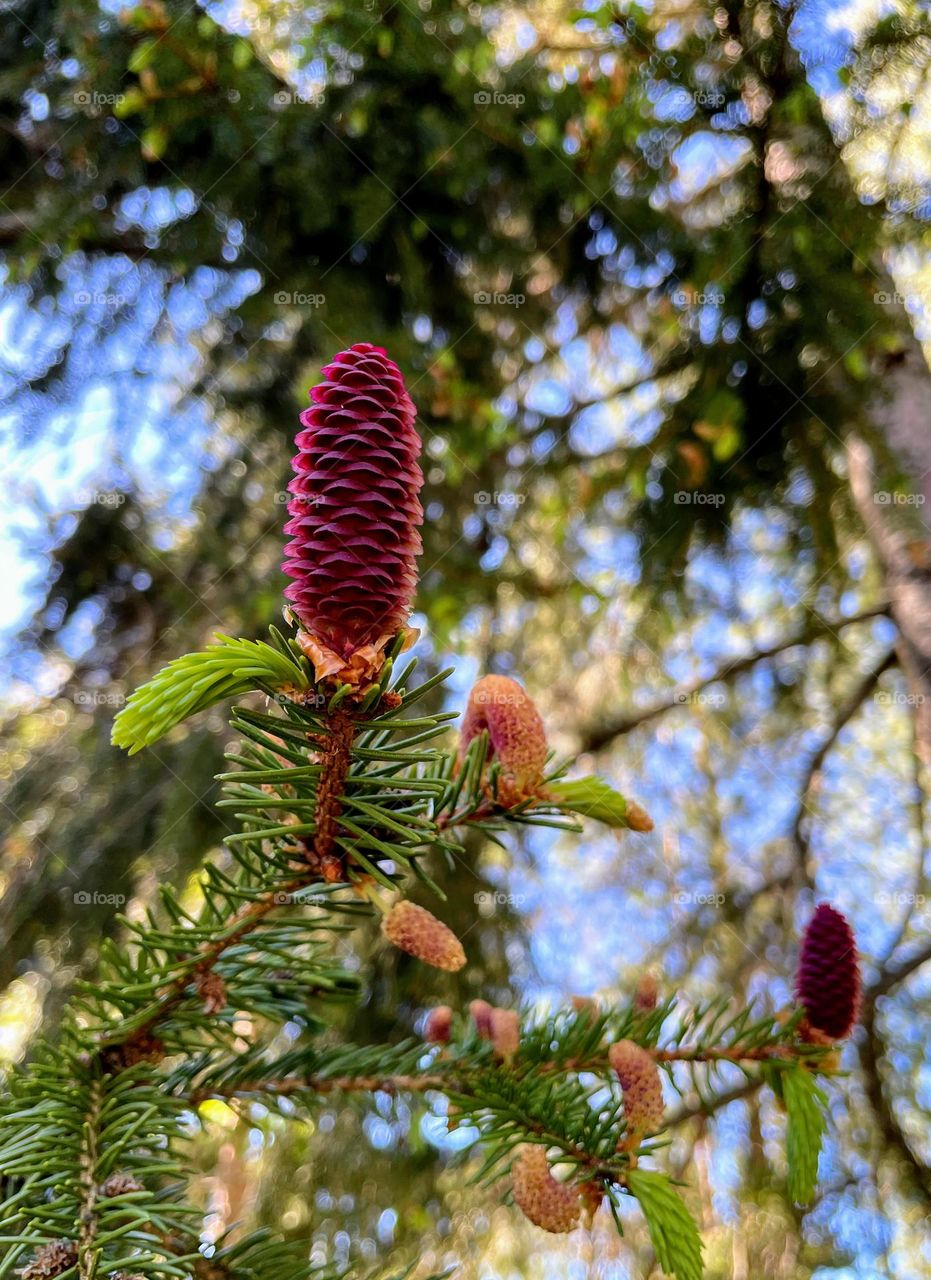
[111,634,311,754]
[627,1169,703,1280]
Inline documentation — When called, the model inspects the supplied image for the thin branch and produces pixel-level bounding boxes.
[859,1000,931,1211]
[880,706,929,964]
[99,706,362,1062]
[77,1078,103,1279]
[867,939,931,1004]
[187,1043,804,1106]
[580,604,891,751]
[791,647,897,884]
[664,1079,762,1127]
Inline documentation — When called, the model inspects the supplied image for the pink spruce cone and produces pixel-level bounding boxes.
[458,674,548,805]
[795,903,861,1040]
[283,342,423,683]
[469,998,495,1040]
[424,1005,453,1043]
[490,1007,521,1059]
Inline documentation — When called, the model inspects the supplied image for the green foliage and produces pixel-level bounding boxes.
[111,633,312,754]
[546,776,636,828]
[781,1067,829,1206]
[0,623,848,1277]
[0,1041,199,1276]
[626,1169,704,1280]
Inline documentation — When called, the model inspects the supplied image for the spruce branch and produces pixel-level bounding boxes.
[111,634,312,754]
[2,343,862,1279]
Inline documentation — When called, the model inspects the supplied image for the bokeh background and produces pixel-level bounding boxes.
[2,0,931,1276]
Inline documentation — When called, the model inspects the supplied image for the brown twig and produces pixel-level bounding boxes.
[580,604,891,752]
[791,646,897,885]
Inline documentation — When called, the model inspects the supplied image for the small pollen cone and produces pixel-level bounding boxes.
[424,1005,453,1043]
[795,903,861,1040]
[609,1039,664,1139]
[625,801,654,832]
[634,972,659,1013]
[571,994,599,1023]
[490,1007,521,1059]
[470,998,494,1040]
[382,900,466,971]
[283,342,424,684]
[511,1145,581,1234]
[458,674,548,805]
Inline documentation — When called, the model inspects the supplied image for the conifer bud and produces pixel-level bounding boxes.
[579,1179,604,1225]
[609,1039,664,1138]
[424,1005,453,1043]
[458,675,548,805]
[490,1006,520,1059]
[634,972,659,1013]
[571,994,599,1023]
[511,1145,581,1233]
[795,903,861,1040]
[283,343,423,683]
[99,1171,145,1197]
[382,900,466,971]
[469,998,494,1039]
[22,1241,78,1279]
[625,800,654,832]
